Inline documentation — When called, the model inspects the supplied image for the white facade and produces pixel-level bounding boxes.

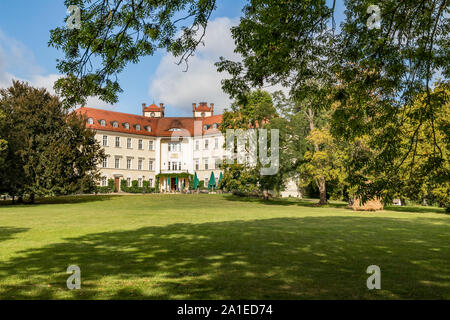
[81,103,298,196]
[94,130,226,192]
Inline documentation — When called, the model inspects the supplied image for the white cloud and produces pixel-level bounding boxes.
[0,29,114,110]
[149,17,241,114]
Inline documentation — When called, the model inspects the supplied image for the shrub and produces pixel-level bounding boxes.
[96,179,115,194]
[120,179,155,194]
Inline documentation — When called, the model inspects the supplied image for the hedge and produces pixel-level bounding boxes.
[120,179,155,193]
[95,178,115,193]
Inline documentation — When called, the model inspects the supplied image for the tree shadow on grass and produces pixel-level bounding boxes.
[0,195,123,207]
[0,216,449,300]
[0,227,29,242]
[224,195,446,214]
[385,205,446,214]
[223,194,348,209]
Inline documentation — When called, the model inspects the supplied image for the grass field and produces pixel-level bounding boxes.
[0,194,449,299]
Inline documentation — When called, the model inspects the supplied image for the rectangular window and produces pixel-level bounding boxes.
[115,137,120,148]
[204,139,209,150]
[168,142,180,152]
[127,158,132,169]
[103,135,108,147]
[215,138,219,149]
[115,158,120,169]
[172,161,177,171]
[127,177,131,187]
[101,176,107,186]
[138,178,143,187]
[102,157,108,168]
[127,138,132,149]
[149,178,153,187]
[204,158,209,170]
[168,161,171,171]
[149,160,154,171]
[195,140,200,151]
[195,159,199,171]
[138,159,143,170]
[149,140,154,151]
[138,139,143,150]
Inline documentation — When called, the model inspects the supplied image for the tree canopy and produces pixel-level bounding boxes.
[0,81,105,202]
[49,0,217,107]
[216,0,449,202]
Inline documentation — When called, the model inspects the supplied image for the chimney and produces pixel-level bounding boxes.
[142,103,146,116]
[210,103,214,115]
[160,103,165,117]
[192,103,197,117]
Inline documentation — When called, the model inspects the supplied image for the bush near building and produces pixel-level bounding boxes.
[120,180,155,194]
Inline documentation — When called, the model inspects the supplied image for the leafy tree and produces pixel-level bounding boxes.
[49,0,217,107]
[219,90,286,199]
[273,89,346,205]
[216,0,449,201]
[298,125,346,205]
[0,81,105,203]
[393,83,449,208]
[0,110,8,198]
[0,110,7,170]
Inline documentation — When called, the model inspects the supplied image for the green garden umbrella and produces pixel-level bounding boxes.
[175,177,178,191]
[193,172,199,189]
[208,172,216,190]
[218,172,223,186]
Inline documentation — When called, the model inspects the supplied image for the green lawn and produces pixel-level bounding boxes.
[0,194,449,299]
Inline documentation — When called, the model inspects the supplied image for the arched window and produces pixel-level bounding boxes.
[123,123,130,129]
[212,123,218,129]
[100,119,106,126]
[135,124,141,131]
[201,112,206,117]
[203,125,209,130]
[112,121,119,128]
[87,117,94,125]
[145,126,152,132]
[150,112,155,117]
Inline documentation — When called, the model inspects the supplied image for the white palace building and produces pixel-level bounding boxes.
[76,102,300,197]
[76,102,226,192]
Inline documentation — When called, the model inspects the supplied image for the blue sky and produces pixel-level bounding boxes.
[0,0,344,117]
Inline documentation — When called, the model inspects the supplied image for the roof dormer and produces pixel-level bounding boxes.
[143,102,165,118]
[193,102,214,118]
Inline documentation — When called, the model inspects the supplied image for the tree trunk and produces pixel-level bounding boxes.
[11,195,15,205]
[263,189,269,200]
[29,193,35,204]
[17,196,24,204]
[318,178,328,205]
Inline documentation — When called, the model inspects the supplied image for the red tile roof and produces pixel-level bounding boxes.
[143,103,161,112]
[75,107,223,137]
[195,105,212,112]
